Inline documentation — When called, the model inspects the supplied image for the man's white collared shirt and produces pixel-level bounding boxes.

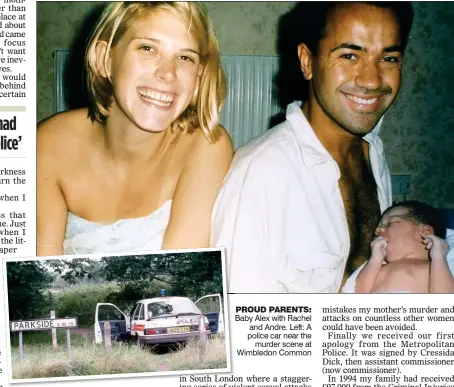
[211,102,392,293]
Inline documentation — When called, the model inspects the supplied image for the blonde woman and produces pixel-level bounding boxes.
[38,2,233,255]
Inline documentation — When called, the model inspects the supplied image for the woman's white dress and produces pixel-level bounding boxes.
[63,201,172,255]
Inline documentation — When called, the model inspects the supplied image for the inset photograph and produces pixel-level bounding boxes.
[5,248,229,382]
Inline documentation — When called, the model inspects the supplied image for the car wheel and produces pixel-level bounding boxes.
[138,338,147,349]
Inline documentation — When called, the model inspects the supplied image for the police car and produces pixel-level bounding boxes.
[94,292,224,346]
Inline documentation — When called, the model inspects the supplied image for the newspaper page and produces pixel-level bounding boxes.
[1,2,454,387]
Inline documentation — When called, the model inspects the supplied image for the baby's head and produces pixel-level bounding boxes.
[375,201,446,262]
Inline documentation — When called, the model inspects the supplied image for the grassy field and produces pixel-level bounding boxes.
[10,330,90,347]
[11,335,227,379]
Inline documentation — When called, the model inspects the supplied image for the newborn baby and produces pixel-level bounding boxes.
[356,201,452,293]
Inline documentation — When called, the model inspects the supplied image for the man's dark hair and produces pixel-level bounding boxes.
[384,200,447,239]
[275,2,414,108]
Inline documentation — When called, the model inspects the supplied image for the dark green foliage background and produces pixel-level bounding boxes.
[6,251,223,326]
[7,261,53,320]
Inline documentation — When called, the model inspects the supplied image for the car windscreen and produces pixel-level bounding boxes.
[147,298,201,318]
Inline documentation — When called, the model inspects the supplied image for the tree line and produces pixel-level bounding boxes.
[6,251,223,321]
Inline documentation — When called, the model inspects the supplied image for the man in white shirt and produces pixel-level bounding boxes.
[211,2,415,293]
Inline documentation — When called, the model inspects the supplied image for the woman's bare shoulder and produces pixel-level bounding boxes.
[38,109,94,146]
[174,125,233,184]
[188,125,234,160]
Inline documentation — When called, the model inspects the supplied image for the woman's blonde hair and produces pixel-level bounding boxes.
[86,2,226,142]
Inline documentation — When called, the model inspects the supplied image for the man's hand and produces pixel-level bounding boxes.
[423,234,449,261]
[370,236,388,262]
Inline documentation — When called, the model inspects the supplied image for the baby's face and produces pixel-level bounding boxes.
[375,207,427,262]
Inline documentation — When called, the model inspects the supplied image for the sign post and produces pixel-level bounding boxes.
[66,328,71,357]
[10,317,78,360]
[18,331,23,361]
[51,310,57,349]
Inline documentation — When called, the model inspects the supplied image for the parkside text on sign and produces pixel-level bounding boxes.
[10,317,78,332]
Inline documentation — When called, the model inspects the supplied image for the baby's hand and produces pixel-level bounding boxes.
[370,236,387,261]
[423,234,449,261]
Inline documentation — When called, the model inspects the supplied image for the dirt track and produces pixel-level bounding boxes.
[70,328,94,338]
